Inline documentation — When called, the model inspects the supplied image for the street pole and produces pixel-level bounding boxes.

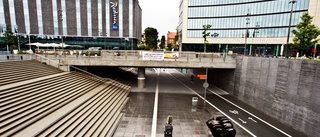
[59,9,63,56]
[314,43,317,58]
[244,13,250,56]
[28,32,31,50]
[17,33,20,51]
[285,0,296,58]
[16,26,20,51]
[204,68,208,109]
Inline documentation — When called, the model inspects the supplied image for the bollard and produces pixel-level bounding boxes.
[192,97,198,106]
[7,56,9,60]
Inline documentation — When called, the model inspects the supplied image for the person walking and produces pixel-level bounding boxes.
[301,54,306,60]
[190,75,195,84]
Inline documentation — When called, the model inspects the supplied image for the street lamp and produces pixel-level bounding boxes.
[285,0,296,57]
[244,13,250,56]
[58,9,63,46]
[15,25,20,51]
[28,31,31,50]
[253,22,260,38]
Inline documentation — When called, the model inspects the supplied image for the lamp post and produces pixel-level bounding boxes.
[28,31,31,50]
[15,25,20,51]
[125,37,129,50]
[285,0,296,57]
[58,9,65,58]
[202,68,209,108]
[244,13,250,56]
[58,9,63,47]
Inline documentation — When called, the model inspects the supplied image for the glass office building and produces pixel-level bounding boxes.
[179,0,320,56]
[0,0,142,50]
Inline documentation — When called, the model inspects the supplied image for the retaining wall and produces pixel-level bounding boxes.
[211,56,320,137]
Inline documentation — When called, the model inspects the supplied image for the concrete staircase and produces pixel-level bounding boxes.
[0,60,131,137]
[0,60,62,86]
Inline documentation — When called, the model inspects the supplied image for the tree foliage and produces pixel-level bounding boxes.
[167,43,173,51]
[144,27,159,50]
[1,25,18,48]
[160,35,165,49]
[291,12,320,51]
[202,24,212,52]
[174,28,179,46]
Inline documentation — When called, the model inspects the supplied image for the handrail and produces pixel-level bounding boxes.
[32,53,61,68]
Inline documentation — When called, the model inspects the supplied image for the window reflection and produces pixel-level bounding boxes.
[186,0,308,38]
[187,27,296,38]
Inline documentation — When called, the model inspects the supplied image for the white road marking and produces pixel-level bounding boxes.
[239,118,247,124]
[206,88,292,137]
[151,68,160,137]
[166,70,257,137]
[248,117,257,123]
[172,69,292,137]
[229,110,239,115]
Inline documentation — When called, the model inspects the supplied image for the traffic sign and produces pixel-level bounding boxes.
[197,74,206,80]
[203,82,209,88]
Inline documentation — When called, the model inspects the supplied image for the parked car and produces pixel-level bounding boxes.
[82,47,102,56]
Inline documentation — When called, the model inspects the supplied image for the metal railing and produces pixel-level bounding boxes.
[35,49,236,63]
[32,53,62,69]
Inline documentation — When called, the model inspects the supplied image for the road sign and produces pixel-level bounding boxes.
[197,74,206,80]
[203,82,209,88]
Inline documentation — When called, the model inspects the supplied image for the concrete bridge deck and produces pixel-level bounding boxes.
[30,50,237,69]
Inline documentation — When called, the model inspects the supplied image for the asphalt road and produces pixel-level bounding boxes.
[160,68,306,137]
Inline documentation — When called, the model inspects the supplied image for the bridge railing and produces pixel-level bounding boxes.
[35,50,237,63]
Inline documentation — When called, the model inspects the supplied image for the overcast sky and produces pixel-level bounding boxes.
[138,0,179,38]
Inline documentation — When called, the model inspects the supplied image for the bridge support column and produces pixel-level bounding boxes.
[137,67,145,88]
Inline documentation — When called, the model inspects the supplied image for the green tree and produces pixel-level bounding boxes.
[291,12,320,55]
[167,43,173,51]
[144,27,159,50]
[174,28,182,49]
[1,25,18,49]
[202,24,212,53]
[174,28,179,45]
[160,35,165,49]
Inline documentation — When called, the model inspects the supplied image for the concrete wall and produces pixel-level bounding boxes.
[211,56,320,137]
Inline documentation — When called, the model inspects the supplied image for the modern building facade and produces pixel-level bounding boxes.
[0,0,142,50]
[178,0,320,56]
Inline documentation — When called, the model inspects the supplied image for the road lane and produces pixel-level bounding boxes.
[164,69,306,137]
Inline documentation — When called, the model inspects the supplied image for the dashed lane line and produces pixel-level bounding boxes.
[173,69,292,137]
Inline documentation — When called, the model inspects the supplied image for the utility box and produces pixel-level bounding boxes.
[192,97,198,106]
